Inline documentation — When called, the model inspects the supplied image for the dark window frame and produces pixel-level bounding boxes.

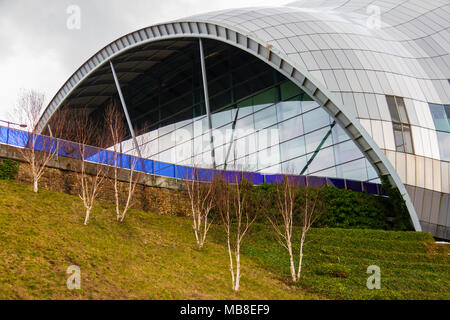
[386,95,414,154]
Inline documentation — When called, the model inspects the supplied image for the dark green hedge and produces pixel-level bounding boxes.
[248,180,413,231]
[0,159,19,181]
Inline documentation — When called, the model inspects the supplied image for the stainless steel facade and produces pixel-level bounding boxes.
[39,0,450,239]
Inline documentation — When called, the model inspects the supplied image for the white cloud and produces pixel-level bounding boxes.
[0,0,289,122]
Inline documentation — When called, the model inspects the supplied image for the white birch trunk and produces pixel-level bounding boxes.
[287,242,297,282]
[84,207,91,226]
[297,230,306,280]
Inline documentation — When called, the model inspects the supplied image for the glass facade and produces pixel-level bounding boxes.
[117,40,378,183]
[429,103,450,162]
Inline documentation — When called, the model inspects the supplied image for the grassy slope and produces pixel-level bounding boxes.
[0,180,448,300]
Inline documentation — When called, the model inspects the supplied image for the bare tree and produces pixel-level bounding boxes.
[184,166,214,249]
[214,173,256,293]
[266,175,324,282]
[73,109,107,225]
[104,103,141,222]
[297,180,324,280]
[15,90,66,193]
[265,175,298,282]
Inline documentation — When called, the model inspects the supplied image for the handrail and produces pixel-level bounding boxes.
[0,124,384,195]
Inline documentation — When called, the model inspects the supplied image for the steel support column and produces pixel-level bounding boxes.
[199,38,216,169]
[110,60,143,159]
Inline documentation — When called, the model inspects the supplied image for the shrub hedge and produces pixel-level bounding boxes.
[246,179,414,231]
[0,159,19,181]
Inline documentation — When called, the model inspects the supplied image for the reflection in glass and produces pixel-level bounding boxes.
[303,107,331,134]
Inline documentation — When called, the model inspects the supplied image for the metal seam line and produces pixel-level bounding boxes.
[110,60,143,159]
[199,38,216,169]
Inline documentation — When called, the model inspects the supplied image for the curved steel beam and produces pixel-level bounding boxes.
[37,19,422,231]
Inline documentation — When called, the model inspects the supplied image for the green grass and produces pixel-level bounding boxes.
[0,180,448,300]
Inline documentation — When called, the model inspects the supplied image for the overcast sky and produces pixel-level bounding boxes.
[0,0,290,123]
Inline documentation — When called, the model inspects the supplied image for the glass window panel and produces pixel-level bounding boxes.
[332,123,350,144]
[445,105,450,126]
[303,108,331,134]
[237,96,252,108]
[393,123,405,152]
[277,100,301,122]
[253,87,276,111]
[280,136,306,162]
[174,140,192,163]
[366,159,378,180]
[429,103,450,132]
[305,127,333,154]
[235,114,254,132]
[386,95,400,122]
[403,125,414,153]
[258,145,281,169]
[307,146,335,173]
[158,131,176,153]
[254,105,277,130]
[159,148,175,163]
[281,156,307,174]
[260,164,281,174]
[336,158,368,181]
[278,116,303,142]
[211,109,232,129]
[395,97,409,123]
[313,167,337,178]
[234,133,257,159]
[334,140,363,165]
[437,131,450,161]
[280,81,302,100]
[301,100,318,113]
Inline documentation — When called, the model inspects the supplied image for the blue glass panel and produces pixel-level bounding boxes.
[363,182,379,195]
[87,150,108,164]
[135,158,153,174]
[197,168,214,182]
[299,175,307,188]
[265,174,283,184]
[243,172,264,185]
[34,136,56,153]
[307,176,326,188]
[222,171,242,184]
[58,140,80,158]
[346,180,363,192]
[327,178,346,189]
[8,129,28,147]
[116,154,131,169]
[0,126,8,144]
[154,161,175,177]
[176,165,192,180]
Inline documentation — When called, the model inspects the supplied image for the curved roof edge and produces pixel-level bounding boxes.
[38,18,422,231]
